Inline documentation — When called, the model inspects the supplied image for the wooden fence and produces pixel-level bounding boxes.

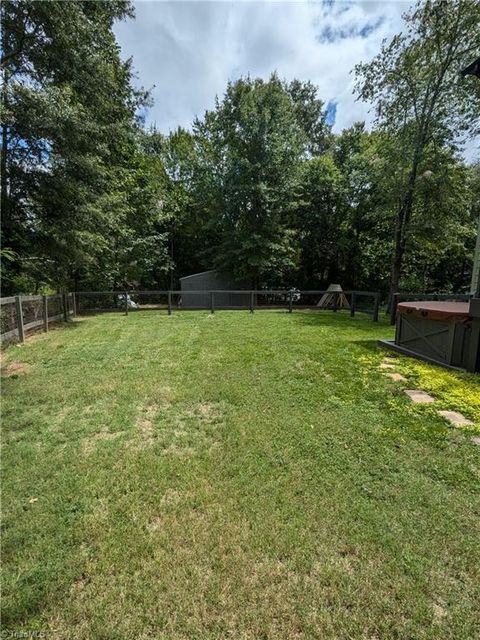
[3,288,475,344]
[1,289,381,344]
[0,293,75,343]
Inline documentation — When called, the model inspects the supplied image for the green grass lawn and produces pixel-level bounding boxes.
[2,310,480,639]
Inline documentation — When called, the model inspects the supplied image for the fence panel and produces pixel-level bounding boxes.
[22,296,45,332]
[210,290,254,310]
[76,291,122,313]
[291,291,326,308]
[1,288,384,343]
[70,289,383,319]
[350,292,379,319]
[255,290,290,310]
[128,291,169,311]
[171,290,213,311]
[0,294,73,343]
[47,294,64,321]
[0,299,19,341]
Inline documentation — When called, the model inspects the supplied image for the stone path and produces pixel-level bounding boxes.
[404,389,435,403]
[379,354,477,439]
[385,372,407,382]
[438,410,474,428]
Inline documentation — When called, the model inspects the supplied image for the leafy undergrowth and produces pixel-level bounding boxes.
[1,311,479,639]
[392,357,480,429]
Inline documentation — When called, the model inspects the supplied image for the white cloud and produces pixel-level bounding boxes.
[114,0,478,161]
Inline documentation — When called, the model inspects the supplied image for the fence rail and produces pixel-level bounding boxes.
[4,288,475,344]
[0,293,74,343]
[1,289,381,343]
[74,289,381,320]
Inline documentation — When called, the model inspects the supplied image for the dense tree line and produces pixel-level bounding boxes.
[1,0,479,298]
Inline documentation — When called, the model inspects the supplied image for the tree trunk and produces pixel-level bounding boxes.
[388,145,422,312]
[1,99,8,226]
[170,236,175,290]
[73,269,80,293]
[1,10,9,227]
[389,201,408,306]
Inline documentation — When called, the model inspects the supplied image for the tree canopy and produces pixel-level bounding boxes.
[1,0,479,297]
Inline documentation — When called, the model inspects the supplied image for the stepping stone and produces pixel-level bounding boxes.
[379,363,395,369]
[404,389,435,403]
[472,437,480,446]
[385,372,407,382]
[438,410,474,428]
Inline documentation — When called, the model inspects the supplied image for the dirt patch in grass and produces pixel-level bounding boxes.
[145,401,227,457]
[160,488,190,507]
[83,431,122,454]
[131,403,159,448]
[433,602,448,623]
[148,515,162,531]
[1,361,32,377]
[71,573,91,593]
[190,401,225,426]
[56,407,70,420]
[136,404,157,438]
[162,442,196,458]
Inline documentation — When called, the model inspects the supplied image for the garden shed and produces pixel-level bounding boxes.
[179,270,251,308]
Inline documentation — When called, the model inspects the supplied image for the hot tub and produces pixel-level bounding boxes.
[380,298,480,372]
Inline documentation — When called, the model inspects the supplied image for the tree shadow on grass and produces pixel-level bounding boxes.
[351,339,383,353]
[290,309,389,334]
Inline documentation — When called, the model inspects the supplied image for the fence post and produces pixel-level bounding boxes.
[15,295,25,343]
[250,291,254,314]
[350,292,356,317]
[210,291,215,314]
[124,291,129,316]
[63,293,69,322]
[390,293,398,325]
[168,291,172,315]
[373,292,380,322]
[71,292,76,317]
[43,295,49,333]
[288,290,293,313]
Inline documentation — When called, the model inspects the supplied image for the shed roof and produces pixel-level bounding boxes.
[179,270,217,282]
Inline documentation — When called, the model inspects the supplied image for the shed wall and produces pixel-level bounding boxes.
[179,271,251,308]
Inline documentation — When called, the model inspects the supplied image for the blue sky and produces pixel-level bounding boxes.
[114,1,477,160]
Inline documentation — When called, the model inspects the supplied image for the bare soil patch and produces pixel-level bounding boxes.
[1,361,32,377]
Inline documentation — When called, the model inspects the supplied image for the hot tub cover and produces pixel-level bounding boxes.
[397,300,471,322]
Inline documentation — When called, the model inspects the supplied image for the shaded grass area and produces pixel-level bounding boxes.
[1,310,479,639]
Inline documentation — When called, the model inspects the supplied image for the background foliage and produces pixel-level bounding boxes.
[1,0,479,296]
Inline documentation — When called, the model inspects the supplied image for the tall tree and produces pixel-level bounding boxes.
[355,0,480,302]
[285,79,331,156]
[1,0,146,293]
[296,155,345,287]
[194,75,308,286]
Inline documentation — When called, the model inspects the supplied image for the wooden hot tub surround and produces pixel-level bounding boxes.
[380,298,480,373]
